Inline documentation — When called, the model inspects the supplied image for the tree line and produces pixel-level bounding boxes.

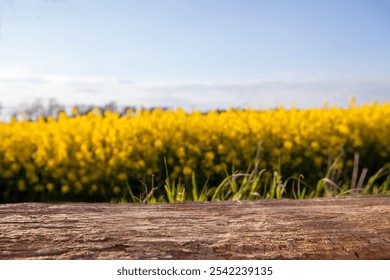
[1,98,171,121]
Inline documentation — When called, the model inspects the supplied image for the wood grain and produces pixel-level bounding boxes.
[1,196,389,259]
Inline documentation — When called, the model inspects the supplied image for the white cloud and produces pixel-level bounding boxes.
[0,67,389,116]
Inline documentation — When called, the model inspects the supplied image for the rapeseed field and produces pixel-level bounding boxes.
[0,101,389,203]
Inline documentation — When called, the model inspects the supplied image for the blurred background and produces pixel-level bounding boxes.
[0,0,389,118]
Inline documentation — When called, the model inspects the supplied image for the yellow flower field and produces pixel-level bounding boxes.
[0,102,389,202]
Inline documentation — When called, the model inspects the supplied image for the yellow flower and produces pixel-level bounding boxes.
[183,166,192,176]
[46,183,55,192]
[177,147,186,158]
[90,184,98,193]
[154,139,163,149]
[61,185,70,194]
[205,151,215,161]
[118,172,127,181]
[17,180,26,192]
[310,141,320,151]
[283,140,293,150]
[314,157,323,168]
[113,186,121,195]
[217,144,225,154]
[71,107,78,115]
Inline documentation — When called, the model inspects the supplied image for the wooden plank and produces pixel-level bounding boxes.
[0,196,389,259]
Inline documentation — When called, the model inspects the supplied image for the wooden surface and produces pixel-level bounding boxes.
[1,196,389,259]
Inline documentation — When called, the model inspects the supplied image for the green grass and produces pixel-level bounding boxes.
[120,146,390,204]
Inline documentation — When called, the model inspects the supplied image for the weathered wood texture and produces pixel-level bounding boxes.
[0,196,389,260]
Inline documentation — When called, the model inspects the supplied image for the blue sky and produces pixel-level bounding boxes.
[0,0,389,113]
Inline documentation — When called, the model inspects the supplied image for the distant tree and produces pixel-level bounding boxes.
[47,98,66,117]
[73,104,96,116]
[10,98,175,120]
[12,98,65,120]
[140,106,170,112]
[21,99,45,121]
[121,105,137,116]
[100,101,118,113]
